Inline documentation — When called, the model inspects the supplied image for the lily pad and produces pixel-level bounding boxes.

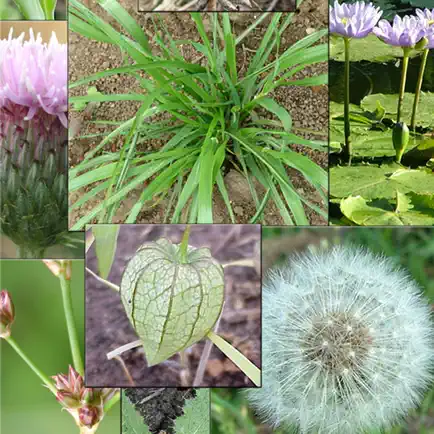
[361,92,434,127]
[340,193,434,226]
[330,34,417,63]
[330,124,420,157]
[330,164,434,199]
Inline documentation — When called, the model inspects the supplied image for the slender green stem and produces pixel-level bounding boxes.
[397,49,410,124]
[5,336,56,394]
[207,330,261,386]
[59,268,84,376]
[103,391,121,413]
[410,48,429,130]
[343,37,352,166]
[179,225,191,264]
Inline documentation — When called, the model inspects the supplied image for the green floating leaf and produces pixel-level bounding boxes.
[174,389,210,434]
[120,238,224,366]
[361,92,434,127]
[330,34,418,63]
[331,164,434,200]
[91,225,120,279]
[341,193,434,226]
[330,123,420,158]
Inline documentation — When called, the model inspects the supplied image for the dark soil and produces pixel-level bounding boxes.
[85,225,261,387]
[69,0,328,226]
[125,388,196,434]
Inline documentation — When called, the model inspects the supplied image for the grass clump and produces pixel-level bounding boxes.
[69,3,328,227]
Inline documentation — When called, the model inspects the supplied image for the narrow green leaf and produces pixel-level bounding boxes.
[91,225,120,279]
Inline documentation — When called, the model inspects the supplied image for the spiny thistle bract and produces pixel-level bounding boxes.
[247,246,434,434]
[0,29,67,258]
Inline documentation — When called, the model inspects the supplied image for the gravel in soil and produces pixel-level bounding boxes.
[125,388,197,434]
[86,225,261,387]
[69,0,328,226]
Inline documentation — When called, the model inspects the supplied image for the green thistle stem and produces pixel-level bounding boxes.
[16,245,45,259]
[5,336,57,394]
[179,225,191,264]
[343,37,352,166]
[397,49,410,124]
[59,265,84,376]
[410,48,429,130]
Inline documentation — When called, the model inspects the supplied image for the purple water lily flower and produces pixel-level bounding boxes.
[416,8,434,24]
[0,28,67,127]
[329,1,383,39]
[373,15,426,48]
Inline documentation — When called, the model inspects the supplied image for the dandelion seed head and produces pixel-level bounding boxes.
[247,246,434,434]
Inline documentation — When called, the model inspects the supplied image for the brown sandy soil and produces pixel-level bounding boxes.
[85,225,261,387]
[69,0,328,226]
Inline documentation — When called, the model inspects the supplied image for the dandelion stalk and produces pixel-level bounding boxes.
[410,48,429,130]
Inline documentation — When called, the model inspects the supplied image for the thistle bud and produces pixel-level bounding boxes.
[0,290,15,338]
[78,405,100,428]
[393,122,410,163]
[0,29,68,257]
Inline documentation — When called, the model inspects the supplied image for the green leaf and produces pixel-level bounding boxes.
[91,225,120,279]
[331,164,434,199]
[340,193,434,226]
[174,389,210,434]
[330,34,417,63]
[256,98,292,132]
[71,86,103,112]
[39,0,56,19]
[330,124,420,157]
[12,0,45,19]
[122,391,151,434]
[361,92,434,127]
[120,239,224,366]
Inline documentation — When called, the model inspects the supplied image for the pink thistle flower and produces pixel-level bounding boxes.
[0,28,67,127]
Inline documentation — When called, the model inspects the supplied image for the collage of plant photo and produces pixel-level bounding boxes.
[1,0,434,433]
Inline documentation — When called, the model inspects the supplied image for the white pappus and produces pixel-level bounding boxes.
[247,245,434,434]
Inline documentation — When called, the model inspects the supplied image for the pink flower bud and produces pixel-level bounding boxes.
[80,388,96,405]
[56,391,81,409]
[0,290,15,338]
[79,406,100,428]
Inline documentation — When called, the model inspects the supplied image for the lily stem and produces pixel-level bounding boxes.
[5,336,57,394]
[397,49,410,124]
[410,48,429,130]
[343,37,352,166]
[59,264,84,376]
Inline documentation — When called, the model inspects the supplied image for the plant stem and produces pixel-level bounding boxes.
[103,390,121,413]
[5,336,57,394]
[410,48,429,130]
[343,37,352,166]
[207,330,261,387]
[16,245,45,259]
[59,267,84,376]
[179,225,191,263]
[86,267,120,292]
[397,49,410,124]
